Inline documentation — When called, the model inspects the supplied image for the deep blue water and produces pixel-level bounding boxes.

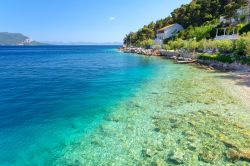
[0,46,160,165]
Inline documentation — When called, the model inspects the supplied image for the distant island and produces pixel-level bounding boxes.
[0,32,46,46]
[44,41,122,46]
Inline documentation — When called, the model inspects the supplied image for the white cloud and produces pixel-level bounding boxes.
[109,17,115,21]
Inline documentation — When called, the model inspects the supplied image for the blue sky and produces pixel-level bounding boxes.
[0,0,191,43]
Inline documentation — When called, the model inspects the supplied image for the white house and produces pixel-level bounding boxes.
[154,23,184,45]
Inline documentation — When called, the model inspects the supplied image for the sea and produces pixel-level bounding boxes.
[0,46,249,165]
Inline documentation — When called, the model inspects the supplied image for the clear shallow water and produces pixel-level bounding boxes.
[0,46,249,165]
[0,46,159,165]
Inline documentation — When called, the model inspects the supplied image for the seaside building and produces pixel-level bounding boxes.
[154,23,184,45]
[215,0,250,40]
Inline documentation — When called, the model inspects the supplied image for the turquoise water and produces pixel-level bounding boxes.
[0,46,167,165]
[0,46,249,165]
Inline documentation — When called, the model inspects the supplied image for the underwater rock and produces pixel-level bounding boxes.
[187,142,197,151]
[240,149,250,161]
[154,159,167,166]
[142,148,157,157]
[168,149,185,164]
[90,136,104,147]
[126,124,134,130]
[170,122,181,129]
[151,114,163,120]
[105,114,121,122]
[183,131,196,137]
[169,118,178,123]
[166,104,174,108]
[99,124,115,134]
[221,140,239,149]
[154,128,161,132]
[227,148,241,161]
[187,121,196,127]
[203,132,213,138]
[234,123,245,129]
[242,129,250,138]
[187,136,196,143]
[184,131,197,143]
[227,148,250,162]
[198,109,210,115]
[199,150,217,163]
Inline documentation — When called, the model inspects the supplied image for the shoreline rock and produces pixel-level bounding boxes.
[119,47,161,56]
[119,47,250,72]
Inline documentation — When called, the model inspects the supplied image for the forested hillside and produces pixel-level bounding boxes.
[124,0,248,46]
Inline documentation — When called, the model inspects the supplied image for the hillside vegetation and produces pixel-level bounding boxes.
[124,0,248,46]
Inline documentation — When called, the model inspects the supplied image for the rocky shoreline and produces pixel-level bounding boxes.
[119,47,161,56]
[119,47,250,72]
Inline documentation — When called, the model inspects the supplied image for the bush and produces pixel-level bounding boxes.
[216,54,233,63]
[234,32,250,56]
[242,33,250,56]
[233,54,250,65]
[198,53,233,63]
[235,38,247,55]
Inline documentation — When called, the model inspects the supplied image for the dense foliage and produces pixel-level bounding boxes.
[171,0,247,28]
[198,53,250,64]
[174,24,217,41]
[198,53,234,63]
[164,32,250,56]
[163,32,250,64]
[123,0,248,46]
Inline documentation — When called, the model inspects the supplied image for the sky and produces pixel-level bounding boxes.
[0,0,191,43]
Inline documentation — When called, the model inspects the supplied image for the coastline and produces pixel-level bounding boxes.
[120,47,250,70]
[120,47,250,109]
[55,50,250,165]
